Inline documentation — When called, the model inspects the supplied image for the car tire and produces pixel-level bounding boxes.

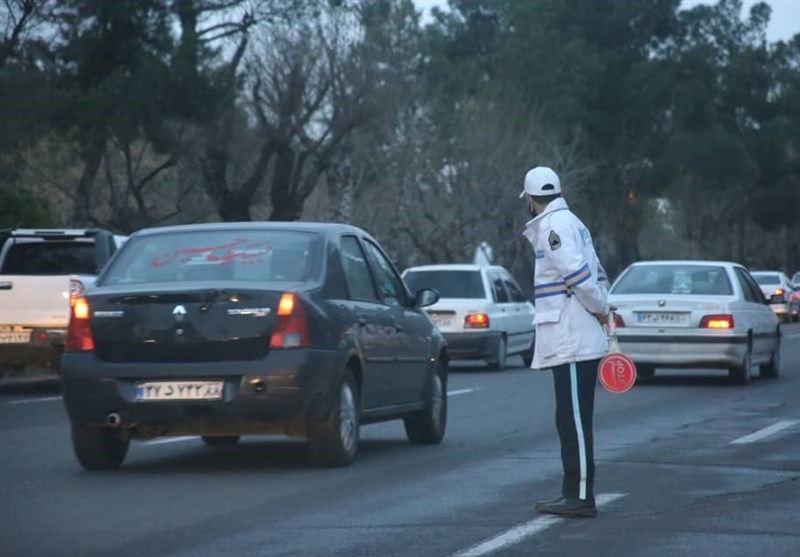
[487,336,507,371]
[729,343,752,385]
[71,423,129,471]
[636,365,655,381]
[404,359,447,445]
[308,371,359,467]
[202,435,240,447]
[521,335,534,368]
[759,331,781,379]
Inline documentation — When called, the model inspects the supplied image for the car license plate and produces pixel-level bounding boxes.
[430,314,452,328]
[0,331,32,344]
[135,381,224,401]
[635,312,689,325]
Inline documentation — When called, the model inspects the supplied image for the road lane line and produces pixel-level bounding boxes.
[144,436,198,446]
[730,420,799,444]
[9,396,63,405]
[448,388,479,397]
[453,493,627,557]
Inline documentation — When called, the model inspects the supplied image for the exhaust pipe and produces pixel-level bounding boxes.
[106,412,122,428]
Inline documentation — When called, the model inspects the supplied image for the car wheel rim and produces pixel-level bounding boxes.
[338,383,357,453]
[431,374,444,431]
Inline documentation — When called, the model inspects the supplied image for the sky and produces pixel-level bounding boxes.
[412,0,800,42]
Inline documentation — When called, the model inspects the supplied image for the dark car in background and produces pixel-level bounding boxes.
[60,223,447,470]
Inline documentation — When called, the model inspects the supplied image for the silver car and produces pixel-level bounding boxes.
[609,261,780,384]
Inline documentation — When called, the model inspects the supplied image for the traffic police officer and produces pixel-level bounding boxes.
[520,166,611,518]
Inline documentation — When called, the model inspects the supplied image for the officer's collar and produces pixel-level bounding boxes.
[524,197,570,228]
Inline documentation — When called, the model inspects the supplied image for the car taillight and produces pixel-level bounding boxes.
[464,313,490,329]
[613,314,625,328]
[699,314,734,329]
[66,297,95,351]
[270,293,310,349]
[68,278,86,306]
[772,288,785,301]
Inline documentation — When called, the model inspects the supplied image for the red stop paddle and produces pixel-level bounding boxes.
[598,311,637,393]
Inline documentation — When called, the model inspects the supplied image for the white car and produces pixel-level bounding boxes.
[750,270,794,323]
[609,261,780,384]
[402,264,535,370]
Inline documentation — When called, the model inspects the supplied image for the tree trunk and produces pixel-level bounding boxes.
[217,191,252,222]
[73,133,106,225]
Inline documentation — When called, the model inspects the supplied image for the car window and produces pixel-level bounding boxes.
[736,269,767,303]
[339,236,378,301]
[489,272,510,303]
[362,240,407,307]
[752,273,779,285]
[1,241,97,275]
[403,270,485,299]
[612,265,733,295]
[101,230,320,285]
[734,268,757,302]
[502,275,527,303]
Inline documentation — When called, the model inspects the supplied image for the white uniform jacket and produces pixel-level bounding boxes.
[522,198,610,370]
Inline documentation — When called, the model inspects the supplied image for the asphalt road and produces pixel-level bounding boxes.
[1,324,799,557]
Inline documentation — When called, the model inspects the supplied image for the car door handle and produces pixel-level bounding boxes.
[0,281,12,290]
[357,318,367,328]
[394,322,403,332]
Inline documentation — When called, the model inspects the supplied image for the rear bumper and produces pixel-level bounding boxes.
[0,329,65,368]
[617,334,746,368]
[59,349,342,433]
[442,331,502,359]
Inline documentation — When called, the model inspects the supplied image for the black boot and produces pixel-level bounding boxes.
[534,495,565,510]
[536,497,596,518]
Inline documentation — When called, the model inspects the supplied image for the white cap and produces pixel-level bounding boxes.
[519,166,561,198]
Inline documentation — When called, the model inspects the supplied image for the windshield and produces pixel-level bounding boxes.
[0,241,97,275]
[752,273,779,285]
[100,230,321,286]
[612,264,733,295]
[403,270,486,299]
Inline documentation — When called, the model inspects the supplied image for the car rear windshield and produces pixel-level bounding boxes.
[752,274,779,285]
[611,265,733,295]
[0,241,97,275]
[403,270,486,299]
[100,230,321,285]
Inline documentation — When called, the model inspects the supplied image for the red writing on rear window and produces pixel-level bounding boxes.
[151,239,272,267]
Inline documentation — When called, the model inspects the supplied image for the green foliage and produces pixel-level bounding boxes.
[0,184,53,227]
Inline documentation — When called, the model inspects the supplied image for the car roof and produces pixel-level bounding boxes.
[129,221,368,239]
[628,260,738,267]
[403,264,506,273]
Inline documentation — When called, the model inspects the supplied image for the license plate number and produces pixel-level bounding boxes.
[0,331,32,344]
[635,312,689,325]
[135,381,224,401]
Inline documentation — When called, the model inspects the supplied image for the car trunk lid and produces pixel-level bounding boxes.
[88,285,286,362]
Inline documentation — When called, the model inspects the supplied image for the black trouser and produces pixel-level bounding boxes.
[552,358,599,502]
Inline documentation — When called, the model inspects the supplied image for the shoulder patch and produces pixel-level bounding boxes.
[548,230,562,251]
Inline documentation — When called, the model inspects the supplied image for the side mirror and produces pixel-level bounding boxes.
[415,288,439,308]
[770,293,785,304]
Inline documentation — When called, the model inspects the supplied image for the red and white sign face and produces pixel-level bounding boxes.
[598,353,637,393]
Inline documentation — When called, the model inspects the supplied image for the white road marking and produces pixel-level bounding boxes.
[730,420,799,444]
[144,436,198,446]
[453,493,626,557]
[9,396,63,405]
[448,388,479,397]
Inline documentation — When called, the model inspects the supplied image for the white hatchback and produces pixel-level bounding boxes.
[402,264,535,369]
